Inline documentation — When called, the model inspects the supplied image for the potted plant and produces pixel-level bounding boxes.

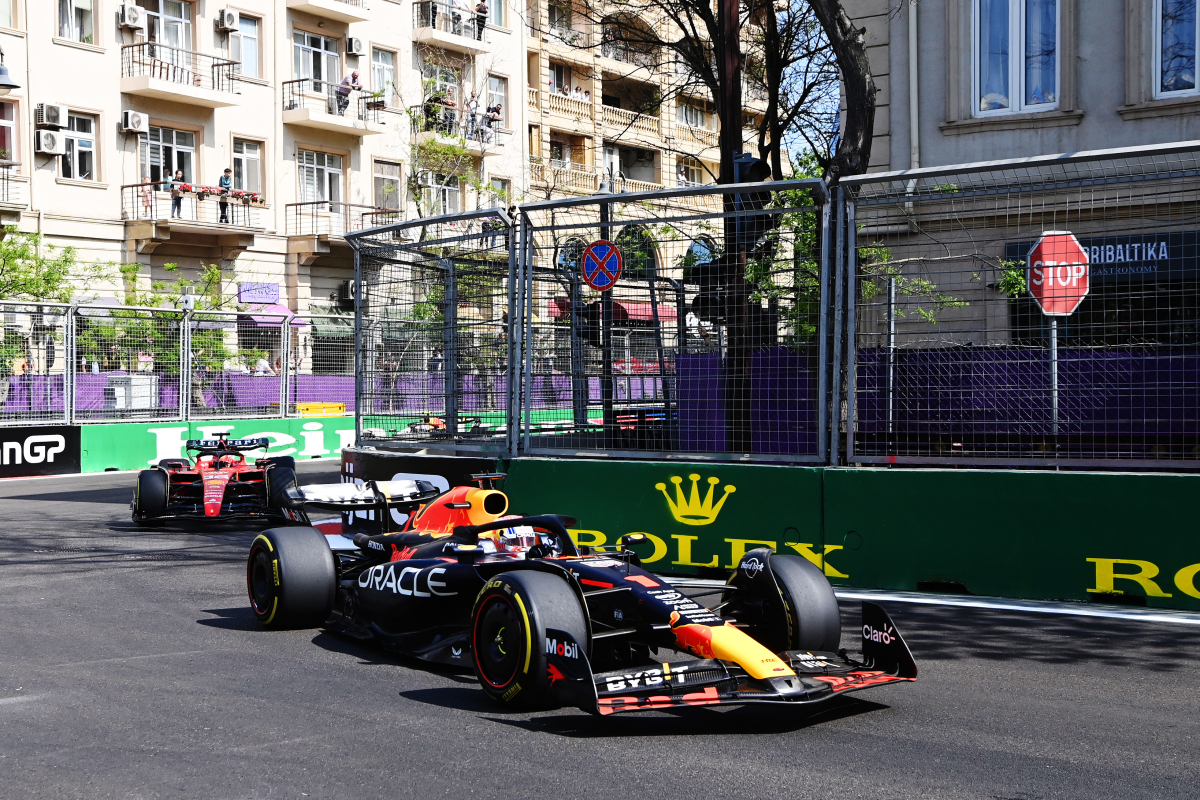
[366,90,387,111]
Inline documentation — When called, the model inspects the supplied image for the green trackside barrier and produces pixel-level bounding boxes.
[80,417,356,473]
[498,458,1200,612]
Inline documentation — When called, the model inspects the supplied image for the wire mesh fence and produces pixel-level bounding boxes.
[350,210,517,452]
[348,181,830,461]
[0,303,70,425]
[841,143,1200,467]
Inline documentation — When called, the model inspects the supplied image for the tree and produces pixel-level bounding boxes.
[0,228,111,303]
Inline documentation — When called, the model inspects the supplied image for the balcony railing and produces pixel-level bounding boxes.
[602,105,661,136]
[528,86,539,108]
[286,202,399,238]
[531,158,599,192]
[411,104,511,147]
[547,92,593,119]
[743,80,769,103]
[121,43,238,94]
[122,181,264,228]
[601,41,658,68]
[282,79,383,125]
[546,25,592,47]
[0,163,25,208]
[679,124,718,148]
[413,1,490,43]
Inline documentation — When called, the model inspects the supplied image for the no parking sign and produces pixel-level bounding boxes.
[581,240,623,291]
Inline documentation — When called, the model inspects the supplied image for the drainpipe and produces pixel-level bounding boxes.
[908,0,920,170]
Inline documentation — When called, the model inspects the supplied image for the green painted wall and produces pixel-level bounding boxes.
[499,458,1200,611]
[81,417,355,472]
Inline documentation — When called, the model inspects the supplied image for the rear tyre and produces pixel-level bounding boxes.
[266,467,299,514]
[770,554,841,652]
[132,469,168,524]
[471,571,588,709]
[247,527,335,628]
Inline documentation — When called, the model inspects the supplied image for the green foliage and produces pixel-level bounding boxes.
[995,260,1027,298]
[857,245,969,324]
[0,228,111,303]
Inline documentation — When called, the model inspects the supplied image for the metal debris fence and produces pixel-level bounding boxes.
[0,302,356,425]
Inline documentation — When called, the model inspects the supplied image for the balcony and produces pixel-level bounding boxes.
[530,158,599,194]
[282,80,386,136]
[412,1,490,55]
[600,41,659,70]
[679,124,718,148]
[287,202,397,264]
[285,0,371,24]
[122,181,263,258]
[546,92,594,122]
[602,105,661,137]
[545,25,593,50]
[743,79,769,107]
[120,44,240,108]
[0,163,26,228]
[410,105,510,155]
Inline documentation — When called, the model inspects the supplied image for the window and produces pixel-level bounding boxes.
[233,140,262,195]
[678,100,707,128]
[418,172,459,215]
[231,16,260,79]
[485,178,509,208]
[141,127,195,184]
[423,63,459,104]
[677,157,702,186]
[0,1,14,29]
[548,3,571,32]
[62,114,96,181]
[1158,0,1199,95]
[549,63,570,94]
[0,103,14,162]
[975,0,1058,114]
[294,32,340,88]
[58,0,93,43]
[487,75,508,126]
[137,0,192,50]
[488,0,506,28]
[374,160,401,209]
[298,151,342,204]
[372,49,396,96]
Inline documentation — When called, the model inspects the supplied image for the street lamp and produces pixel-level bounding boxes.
[0,47,19,96]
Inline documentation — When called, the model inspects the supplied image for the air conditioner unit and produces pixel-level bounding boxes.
[35,103,68,130]
[118,3,146,29]
[34,130,66,157]
[339,280,356,310]
[215,9,239,32]
[347,37,366,56]
[121,110,149,134]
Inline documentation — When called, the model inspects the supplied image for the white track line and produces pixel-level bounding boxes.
[661,576,1200,627]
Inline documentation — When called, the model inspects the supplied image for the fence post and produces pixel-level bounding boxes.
[845,198,858,463]
[831,187,846,467]
[279,317,290,418]
[65,305,76,426]
[443,257,458,440]
[181,310,192,422]
[352,245,363,447]
[506,214,520,458]
[817,201,831,464]
[521,223,535,455]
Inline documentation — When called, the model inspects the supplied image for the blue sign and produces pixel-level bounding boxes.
[581,240,623,292]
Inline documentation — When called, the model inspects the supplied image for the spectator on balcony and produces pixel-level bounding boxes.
[254,356,275,376]
[170,170,186,219]
[140,176,154,219]
[482,103,501,142]
[677,164,688,186]
[337,70,363,117]
[452,0,472,34]
[465,90,479,140]
[441,94,458,134]
[218,168,233,223]
[583,89,591,102]
[474,0,489,40]
[571,86,583,101]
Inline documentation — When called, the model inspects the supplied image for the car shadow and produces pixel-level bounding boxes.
[400,686,501,713]
[308,629,476,680]
[482,695,888,738]
[847,602,1200,673]
[197,606,262,632]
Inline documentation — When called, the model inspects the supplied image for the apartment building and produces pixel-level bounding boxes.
[844,0,1200,171]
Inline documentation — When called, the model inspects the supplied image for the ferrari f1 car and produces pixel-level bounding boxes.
[246,475,917,715]
[131,434,302,525]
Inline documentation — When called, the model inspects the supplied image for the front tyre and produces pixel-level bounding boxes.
[132,469,168,524]
[247,527,335,628]
[770,554,842,652]
[266,467,299,517]
[471,571,588,709]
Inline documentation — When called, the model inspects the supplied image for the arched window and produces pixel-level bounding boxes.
[556,236,587,272]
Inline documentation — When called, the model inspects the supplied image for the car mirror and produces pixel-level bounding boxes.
[620,533,648,548]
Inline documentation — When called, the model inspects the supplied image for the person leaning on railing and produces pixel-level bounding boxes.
[337,70,363,116]
[171,170,186,219]
[474,0,489,40]
[218,168,232,223]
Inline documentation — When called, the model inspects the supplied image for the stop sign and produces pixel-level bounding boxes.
[1027,231,1090,316]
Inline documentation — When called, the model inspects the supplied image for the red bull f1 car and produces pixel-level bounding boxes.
[131,435,303,525]
[246,474,917,715]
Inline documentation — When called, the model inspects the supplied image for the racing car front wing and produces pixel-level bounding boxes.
[546,602,918,716]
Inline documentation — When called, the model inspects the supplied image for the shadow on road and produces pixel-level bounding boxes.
[851,602,1200,673]
[484,695,888,738]
[198,606,262,632]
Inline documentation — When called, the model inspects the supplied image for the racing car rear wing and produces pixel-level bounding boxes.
[186,437,271,453]
[284,480,442,518]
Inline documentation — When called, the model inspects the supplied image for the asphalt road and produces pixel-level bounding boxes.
[1,466,1197,800]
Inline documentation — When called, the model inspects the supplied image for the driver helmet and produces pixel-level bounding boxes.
[491,515,540,552]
